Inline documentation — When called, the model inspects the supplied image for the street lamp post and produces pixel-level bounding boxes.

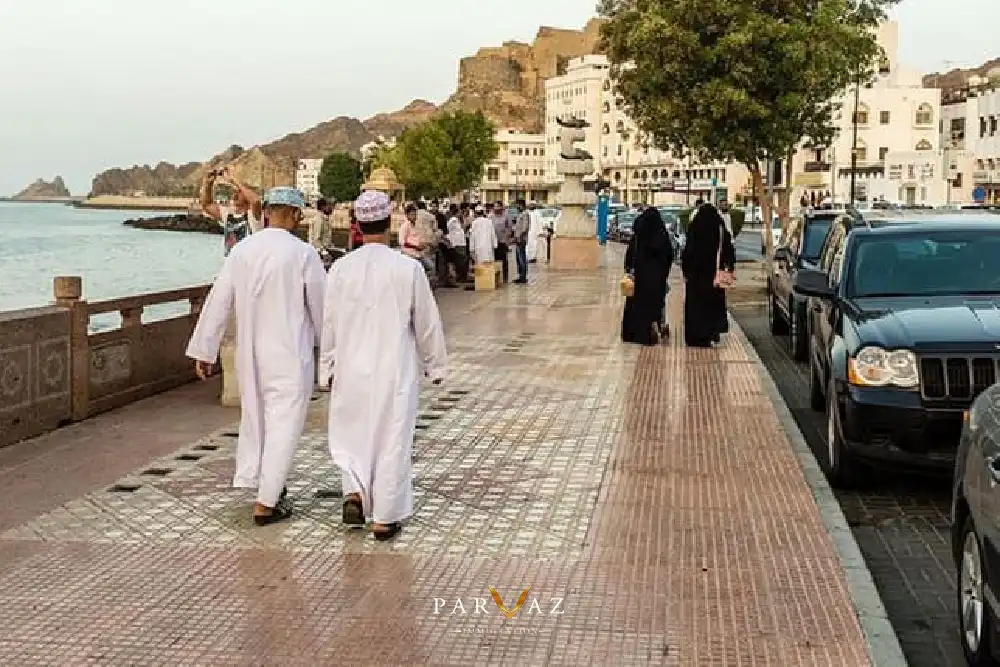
[685,154,692,206]
[849,78,861,206]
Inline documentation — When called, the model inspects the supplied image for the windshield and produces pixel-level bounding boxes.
[801,219,833,260]
[848,230,1000,297]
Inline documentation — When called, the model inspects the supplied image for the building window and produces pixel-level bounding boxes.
[603,101,610,113]
[854,144,868,162]
[915,103,933,126]
[915,140,932,151]
[853,105,870,125]
[602,146,608,157]
[487,168,499,181]
[992,116,998,136]
[616,120,625,133]
[879,147,889,160]
[617,146,623,157]
[602,123,610,135]
[982,117,989,137]
[880,110,890,125]
[603,81,611,92]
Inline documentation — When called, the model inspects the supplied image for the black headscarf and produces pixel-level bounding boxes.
[634,207,670,256]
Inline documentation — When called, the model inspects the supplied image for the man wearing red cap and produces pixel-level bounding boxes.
[319,190,448,541]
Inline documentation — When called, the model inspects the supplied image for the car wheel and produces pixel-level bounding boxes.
[824,384,857,488]
[958,516,995,666]
[769,292,789,335]
[790,302,809,362]
[809,356,825,412]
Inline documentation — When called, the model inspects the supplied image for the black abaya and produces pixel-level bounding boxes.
[681,205,729,347]
[621,209,674,345]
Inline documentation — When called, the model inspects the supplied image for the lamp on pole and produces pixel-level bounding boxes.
[849,77,861,206]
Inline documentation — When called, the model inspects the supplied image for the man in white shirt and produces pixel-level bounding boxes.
[468,204,497,268]
[320,190,447,541]
[444,203,468,283]
[186,186,325,527]
[199,167,263,256]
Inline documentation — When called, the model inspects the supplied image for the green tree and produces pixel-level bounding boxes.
[598,0,898,259]
[318,152,363,202]
[389,111,498,199]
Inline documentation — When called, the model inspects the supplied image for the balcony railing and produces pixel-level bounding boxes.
[974,170,1000,184]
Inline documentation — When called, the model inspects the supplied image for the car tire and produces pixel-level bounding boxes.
[769,292,789,335]
[790,302,809,362]
[824,384,858,488]
[958,516,995,666]
[809,356,825,412]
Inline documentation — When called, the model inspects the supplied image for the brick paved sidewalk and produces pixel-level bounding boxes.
[0,249,874,666]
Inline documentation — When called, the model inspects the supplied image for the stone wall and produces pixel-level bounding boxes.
[0,278,210,448]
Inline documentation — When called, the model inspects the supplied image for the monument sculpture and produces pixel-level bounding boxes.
[551,117,600,269]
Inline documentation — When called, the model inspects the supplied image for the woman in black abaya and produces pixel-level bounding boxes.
[621,207,674,345]
[681,204,729,347]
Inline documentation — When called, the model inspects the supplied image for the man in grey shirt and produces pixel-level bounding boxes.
[489,201,511,284]
[512,199,530,284]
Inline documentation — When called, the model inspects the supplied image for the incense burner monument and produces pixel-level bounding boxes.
[551,117,600,270]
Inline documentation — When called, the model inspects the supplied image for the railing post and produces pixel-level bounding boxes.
[54,276,90,421]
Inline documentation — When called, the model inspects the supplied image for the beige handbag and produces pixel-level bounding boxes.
[620,273,635,297]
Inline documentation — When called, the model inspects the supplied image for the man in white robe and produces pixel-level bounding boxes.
[525,201,544,263]
[468,204,498,268]
[320,190,447,541]
[186,186,326,526]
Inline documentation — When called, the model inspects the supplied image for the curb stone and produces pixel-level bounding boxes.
[730,317,909,667]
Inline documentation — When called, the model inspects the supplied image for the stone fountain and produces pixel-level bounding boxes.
[551,117,599,270]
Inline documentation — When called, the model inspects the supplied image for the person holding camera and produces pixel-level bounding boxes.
[199,166,263,256]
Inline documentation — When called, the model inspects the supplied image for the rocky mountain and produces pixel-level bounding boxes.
[88,20,604,196]
[924,58,1000,92]
[13,176,71,199]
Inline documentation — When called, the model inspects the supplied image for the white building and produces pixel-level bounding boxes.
[541,54,748,206]
[480,129,555,205]
[792,21,945,206]
[295,158,323,201]
[939,70,1000,205]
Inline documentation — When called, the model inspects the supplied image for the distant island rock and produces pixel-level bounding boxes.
[13,176,72,200]
[123,214,221,234]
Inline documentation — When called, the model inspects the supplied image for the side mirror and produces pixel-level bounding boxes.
[794,268,835,299]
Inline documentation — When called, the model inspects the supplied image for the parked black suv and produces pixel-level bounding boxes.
[768,211,838,360]
[794,213,1000,487]
[952,382,1000,665]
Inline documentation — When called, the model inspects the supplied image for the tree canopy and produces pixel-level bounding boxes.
[318,152,363,202]
[598,0,900,252]
[377,111,498,199]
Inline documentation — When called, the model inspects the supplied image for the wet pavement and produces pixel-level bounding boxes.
[0,251,873,665]
[732,303,963,667]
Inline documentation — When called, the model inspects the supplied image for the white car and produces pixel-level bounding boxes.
[761,217,783,255]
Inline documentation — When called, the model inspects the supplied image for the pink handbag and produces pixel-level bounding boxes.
[713,225,737,289]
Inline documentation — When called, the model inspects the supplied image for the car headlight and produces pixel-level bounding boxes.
[847,346,919,389]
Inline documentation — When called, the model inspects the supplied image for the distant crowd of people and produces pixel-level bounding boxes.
[620,199,735,348]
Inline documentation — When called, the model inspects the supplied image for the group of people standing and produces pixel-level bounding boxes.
[397,198,548,288]
[187,187,448,542]
[620,199,736,348]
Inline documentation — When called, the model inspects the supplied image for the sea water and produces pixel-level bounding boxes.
[0,202,221,328]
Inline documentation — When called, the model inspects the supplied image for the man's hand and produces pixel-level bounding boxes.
[194,360,216,381]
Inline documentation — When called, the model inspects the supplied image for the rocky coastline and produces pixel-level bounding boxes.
[123,214,221,234]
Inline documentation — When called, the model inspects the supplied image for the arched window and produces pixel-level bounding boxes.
[915,103,934,126]
[633,171,641,180]
[641,170,648,180]
[651,170,659,180]
[602,123,610,135]
[915,139,933,151]
[614,171,621,181]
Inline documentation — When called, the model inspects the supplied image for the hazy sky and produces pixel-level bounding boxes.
[0,0,994,196]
